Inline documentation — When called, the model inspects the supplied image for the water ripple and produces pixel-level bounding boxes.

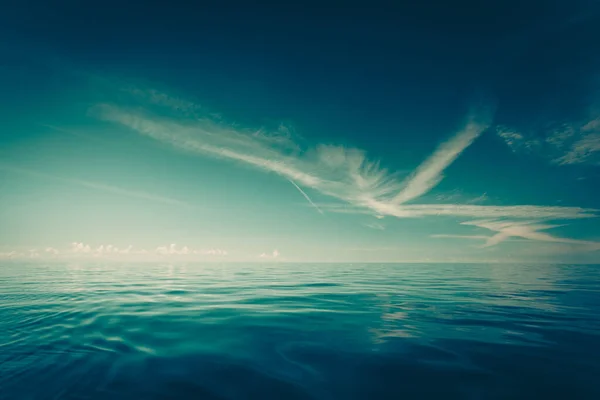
[0,262,599,399]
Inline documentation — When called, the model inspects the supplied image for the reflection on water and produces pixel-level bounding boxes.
[1,262,599,399]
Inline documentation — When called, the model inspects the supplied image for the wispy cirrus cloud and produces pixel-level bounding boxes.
[496,128,541,154]
[390,112,491,205]
[287,179,324,214]
[93,87,493,215]
[467,193,489,204]
[364,221,386,230]
[90,86,598,249]
[436,220,600,249]
[497,113,600,165]
[555,132,600,165]
[125,86,203,117]
[92,101,510,221]
[552,115,600,165]
[318,203,596,220]
[430,234,491,240]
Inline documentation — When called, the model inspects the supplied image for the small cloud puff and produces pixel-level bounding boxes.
[260,250,280,259]
[71,242,91,253]
[202,249,228,256]
[154,244,227,256]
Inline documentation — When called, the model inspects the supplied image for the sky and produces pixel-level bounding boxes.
[1,0,599,263]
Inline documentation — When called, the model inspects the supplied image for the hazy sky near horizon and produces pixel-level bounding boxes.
[1,0,600,262]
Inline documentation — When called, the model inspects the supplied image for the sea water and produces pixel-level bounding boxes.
[1,262,599,399]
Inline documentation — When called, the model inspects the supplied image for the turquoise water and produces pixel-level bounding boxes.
[1,263,599,399]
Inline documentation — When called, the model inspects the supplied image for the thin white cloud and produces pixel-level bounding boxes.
[125,86,203,117]
[90,88,598,249]
[497,113,600,165]
[467,193,489,204]
[319,203,596,220]
[434,189,463,203]
[391,114,490,205]
[288,179,324,214]
[0,165,190,207]
[364,222,385,230]
[92,104,408,208]
[461,220,600,249]
[496,127,541,153]
[554,133,600,165]
[546,124,577,149]
[497,129,525,151]
[92,103,564,222]
[582,117,600,132]
[91,104,322,184]
[427,189,488,205]
[430,234,492,240]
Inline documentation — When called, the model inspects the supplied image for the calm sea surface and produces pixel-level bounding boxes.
[1,262,599,399]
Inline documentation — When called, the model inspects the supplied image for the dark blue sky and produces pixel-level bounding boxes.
[4,1,598,149]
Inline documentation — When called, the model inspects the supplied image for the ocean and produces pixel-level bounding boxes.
[1,262,599,399]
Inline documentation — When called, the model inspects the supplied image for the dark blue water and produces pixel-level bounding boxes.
[1,263,599,399]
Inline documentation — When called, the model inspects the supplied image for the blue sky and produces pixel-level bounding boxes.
[1,0,599,262]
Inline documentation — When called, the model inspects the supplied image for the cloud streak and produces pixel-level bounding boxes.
[458,220,600,249]
[391,114,490,205]
[431,234,496,240]
[497,113,600,165]
[287,179,324,214]
[92,103,502,220]
[90,88,598,249]
[318,203,596,220]
[555,132,600,165]
[364,222,386,230]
